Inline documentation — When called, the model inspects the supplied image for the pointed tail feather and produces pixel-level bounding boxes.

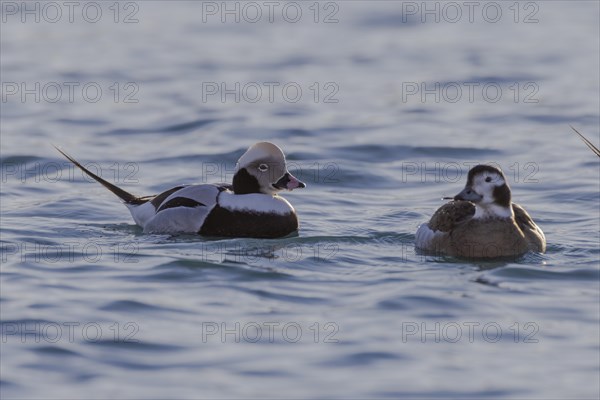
[54,145,146,204]
[570,126,600,157]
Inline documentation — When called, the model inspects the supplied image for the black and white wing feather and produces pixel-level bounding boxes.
[138,185,222,233]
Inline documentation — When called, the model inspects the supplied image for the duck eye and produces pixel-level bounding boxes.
[258,164,269,172]
[485,177,492,183]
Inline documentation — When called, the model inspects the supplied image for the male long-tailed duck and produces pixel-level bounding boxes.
[56,142,305,238]
[415,164,545,258]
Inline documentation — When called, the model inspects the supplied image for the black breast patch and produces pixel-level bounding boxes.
[199,205,298,238]
[157,197,205,212]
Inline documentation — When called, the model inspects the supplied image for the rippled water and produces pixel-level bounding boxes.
[1,2,599,399]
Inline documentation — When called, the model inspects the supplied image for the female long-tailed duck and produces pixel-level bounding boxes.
[415,164,545,258]
[56,142,305,238]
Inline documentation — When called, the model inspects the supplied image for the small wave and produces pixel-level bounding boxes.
[99,300,190,314]
[332,144,501,163]
[33,345,81,357]
[485,266,600,281]
[86,339,185,352]
[106,118,218,136]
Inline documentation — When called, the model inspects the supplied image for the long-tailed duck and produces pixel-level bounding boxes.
[415,164,546,258]
[56,142,305,238]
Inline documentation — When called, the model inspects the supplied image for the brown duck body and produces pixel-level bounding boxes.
[418,200,545,259]
[416,164,546,259]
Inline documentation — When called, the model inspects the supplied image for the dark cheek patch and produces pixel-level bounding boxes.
[232,168,261,194]
[274,173,290,189]
[493,184,511,207]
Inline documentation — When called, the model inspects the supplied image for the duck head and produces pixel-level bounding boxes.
[454,164,512,218]
[232,142,306,195]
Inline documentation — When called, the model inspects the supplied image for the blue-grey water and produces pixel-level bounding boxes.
[1,1,599,399]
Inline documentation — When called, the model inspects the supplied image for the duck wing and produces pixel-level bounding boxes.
[415,200,475,251]
[428,200,475,232]
[512,203,546,252]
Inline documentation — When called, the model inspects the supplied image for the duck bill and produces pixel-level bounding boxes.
[273,172,306,191]
[454,186,483,202]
